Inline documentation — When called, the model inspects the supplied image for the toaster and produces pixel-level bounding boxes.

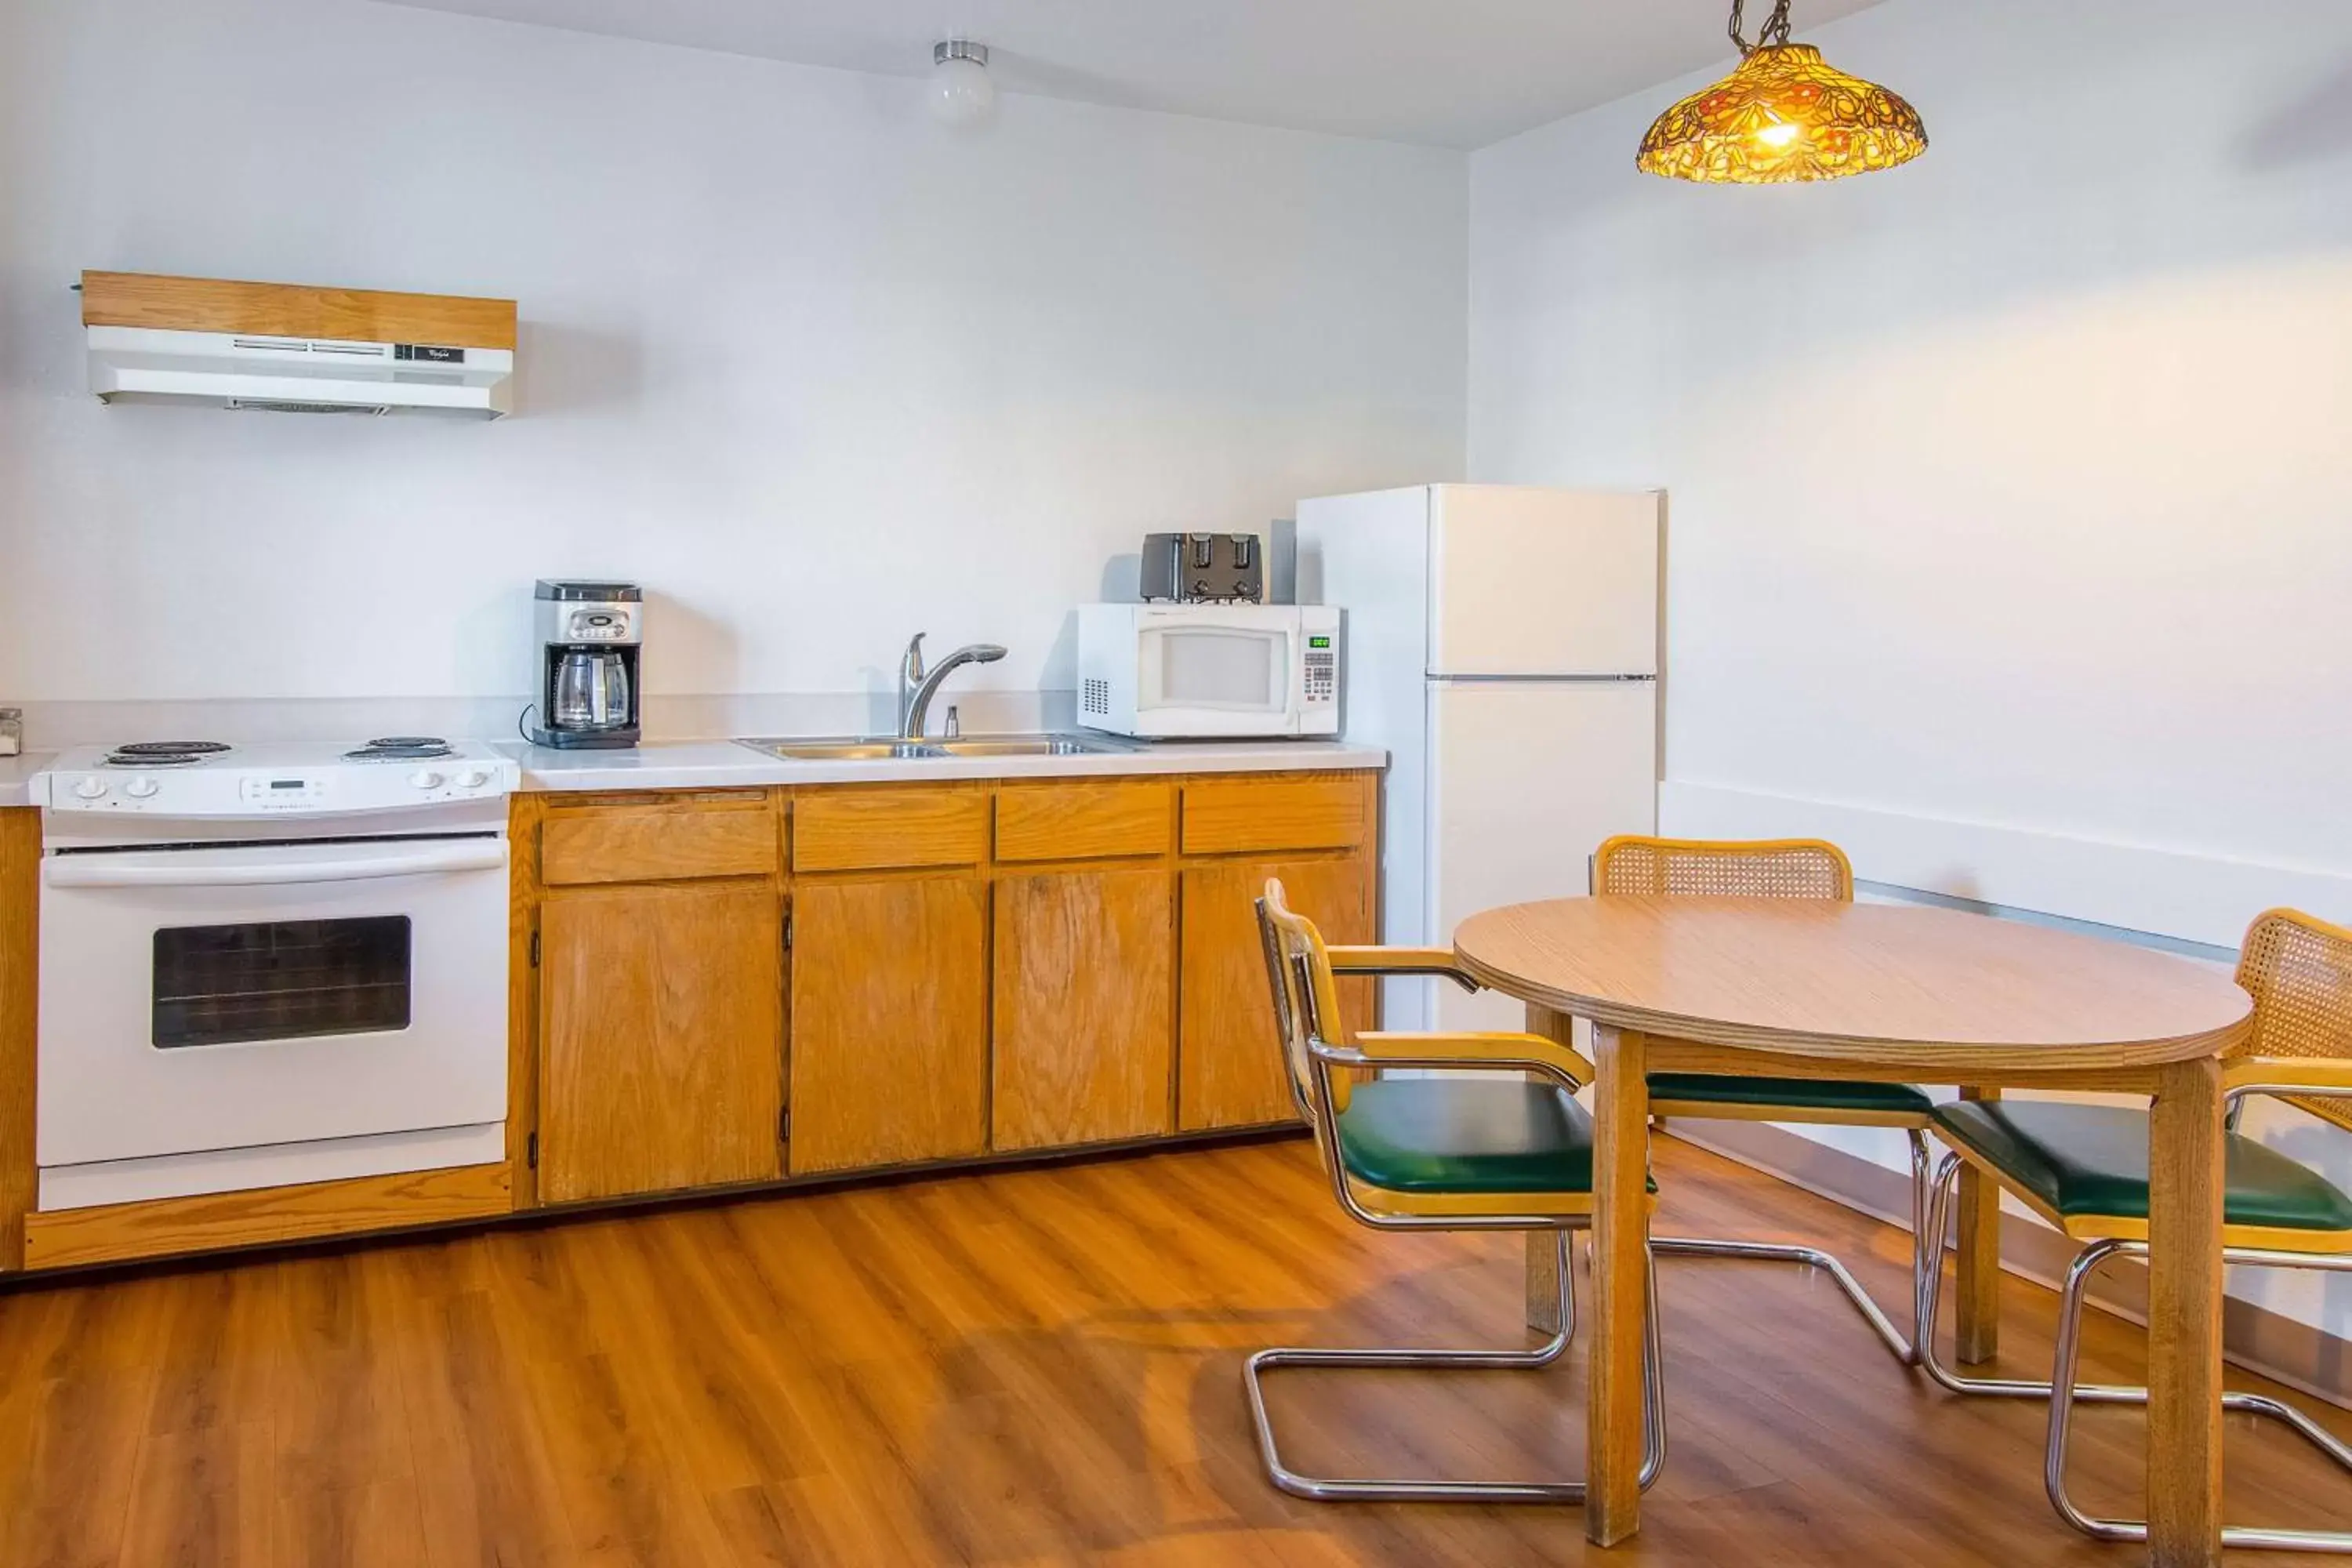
[1141,532,1264,604]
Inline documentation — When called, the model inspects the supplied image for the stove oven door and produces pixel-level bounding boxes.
[37,833,510,1205]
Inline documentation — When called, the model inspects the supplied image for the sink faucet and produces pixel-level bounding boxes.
[898,633,1007,739]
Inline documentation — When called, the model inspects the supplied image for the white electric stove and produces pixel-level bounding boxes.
[33,739,521,1210]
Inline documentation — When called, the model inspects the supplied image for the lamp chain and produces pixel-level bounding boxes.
[1727,0,1795,55]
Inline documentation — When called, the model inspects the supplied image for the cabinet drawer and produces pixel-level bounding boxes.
[793,788,990,873]
[1181,776,1367,856]
[541,802,776,885]
[996,782,1171,863]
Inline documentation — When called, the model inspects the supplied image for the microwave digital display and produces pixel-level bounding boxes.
[1308,636,1331,648]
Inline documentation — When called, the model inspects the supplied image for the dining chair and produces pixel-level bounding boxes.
[1249,878,1667,1504]
[1915,906,2352,1552]
[1593,834,1933,1366]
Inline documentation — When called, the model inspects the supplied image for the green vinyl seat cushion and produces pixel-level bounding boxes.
[1649,1073,1933,1118]
[1337,1078,1633,1196]
[1933,1099,2352,1232]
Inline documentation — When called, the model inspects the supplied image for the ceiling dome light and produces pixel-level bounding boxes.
[1638,0,1925,184]
[930,40,996,127]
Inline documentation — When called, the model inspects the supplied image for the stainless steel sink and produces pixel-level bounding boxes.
[737,737,944,760]
[930,735,1135,757]
[736,732,1136,762]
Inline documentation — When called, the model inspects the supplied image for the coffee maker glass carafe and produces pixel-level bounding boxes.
[550,648,630,732]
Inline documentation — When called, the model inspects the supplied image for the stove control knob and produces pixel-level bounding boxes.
[71,777,108,800]
[409,770,445,790]
[124,777,161,800]
[456,768,492,789]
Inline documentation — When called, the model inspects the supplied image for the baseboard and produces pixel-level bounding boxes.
[1666,1118,2352,1414]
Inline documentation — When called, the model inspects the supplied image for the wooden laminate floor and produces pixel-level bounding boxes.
[3,1134,2349,1567]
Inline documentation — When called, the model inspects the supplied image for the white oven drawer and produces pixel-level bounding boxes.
[37,834,510,1169]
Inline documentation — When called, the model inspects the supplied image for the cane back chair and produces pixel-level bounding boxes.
[1917,906,2352,1552]
[1593,835,1934,1365]
[1248,878,1666,1504]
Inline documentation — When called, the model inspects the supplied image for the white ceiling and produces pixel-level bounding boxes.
[375,0,1890,150]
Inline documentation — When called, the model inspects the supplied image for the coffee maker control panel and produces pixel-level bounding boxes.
[564,608,635,642]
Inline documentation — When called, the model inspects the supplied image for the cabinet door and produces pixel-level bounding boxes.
[1178,856,1373,1132]
[539,880,783,1203]
[789,876,989,1174]
[993,867,1173,1152]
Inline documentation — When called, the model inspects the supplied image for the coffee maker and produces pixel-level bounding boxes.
[526,581,642,749]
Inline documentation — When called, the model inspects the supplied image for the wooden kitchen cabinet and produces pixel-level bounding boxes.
[0,770,1381,1274]
[539,879,784,1203]
[993,866,1174,1152]
[1178,855,1374,1132]
[789,874,990,1174]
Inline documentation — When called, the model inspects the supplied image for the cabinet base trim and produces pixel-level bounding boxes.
[21,1161,513,1271]
[12,1131,1305,1275]
[38,1122,507,1210]
[521,1123,1316,1221]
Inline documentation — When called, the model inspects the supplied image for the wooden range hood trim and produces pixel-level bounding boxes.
[81,270,517,351]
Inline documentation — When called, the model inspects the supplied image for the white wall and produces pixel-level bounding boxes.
[0,0,1465,722]
[1470,0,2352,1337]
[1471,0,2352,947]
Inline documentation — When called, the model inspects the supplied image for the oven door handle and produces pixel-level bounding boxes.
[45,840,508,889]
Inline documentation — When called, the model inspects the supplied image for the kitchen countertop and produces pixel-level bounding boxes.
[0,753,53,809]
[503,738,1385,792]
[0,740,1382,808]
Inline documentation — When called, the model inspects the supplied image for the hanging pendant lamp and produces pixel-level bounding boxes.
[1637,0,1926,184]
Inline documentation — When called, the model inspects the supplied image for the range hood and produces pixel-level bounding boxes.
[89,328,513,418]
[81,271,517,419]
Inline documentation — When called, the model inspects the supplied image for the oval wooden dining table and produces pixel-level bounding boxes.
[1452,895,2256,1567]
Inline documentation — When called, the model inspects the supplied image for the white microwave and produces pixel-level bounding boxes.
[1076,603,1341,739]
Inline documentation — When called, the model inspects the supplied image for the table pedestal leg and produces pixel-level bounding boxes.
[1588,1023,1650,1546]
[2147,1055,2223,1567]
[1956,1086,2003,1365]
[1525,1002,1581,1334]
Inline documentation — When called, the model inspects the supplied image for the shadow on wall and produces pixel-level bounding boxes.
[455,585,537,731]
[1098,553,1142,602]
[2240,56,2352,171]
[645,590,740,695]
[512,321,645,416]
[1040,611,1080,692]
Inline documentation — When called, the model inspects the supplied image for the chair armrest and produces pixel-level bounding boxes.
[1346,1029,1595,1090]
[2224,1057,2352,1095]
[1325,946,1480,993]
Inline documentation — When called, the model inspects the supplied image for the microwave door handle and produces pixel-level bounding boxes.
[44,840,507,890]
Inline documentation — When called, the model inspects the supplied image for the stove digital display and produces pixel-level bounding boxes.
[238,775,327,806]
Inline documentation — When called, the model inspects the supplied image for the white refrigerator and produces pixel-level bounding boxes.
[1297,484,1661,1034]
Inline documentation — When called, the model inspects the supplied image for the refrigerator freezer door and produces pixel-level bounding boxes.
[1422,677,1658,1034]
[1428,486,1660,677]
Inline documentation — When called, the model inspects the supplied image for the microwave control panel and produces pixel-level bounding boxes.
[1303,635,1338,705]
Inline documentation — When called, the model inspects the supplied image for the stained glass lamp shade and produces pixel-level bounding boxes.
[1638,42,1926,184]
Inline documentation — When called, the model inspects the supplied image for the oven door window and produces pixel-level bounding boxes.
[1146,629,1282,712]
[152,916,412,1049]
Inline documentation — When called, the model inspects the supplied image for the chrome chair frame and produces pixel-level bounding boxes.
[1588,838,1933,1367]
[1247,900,1668,1504]
[1917,1148,2352,1553]
[1651,1128,1931,1366]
